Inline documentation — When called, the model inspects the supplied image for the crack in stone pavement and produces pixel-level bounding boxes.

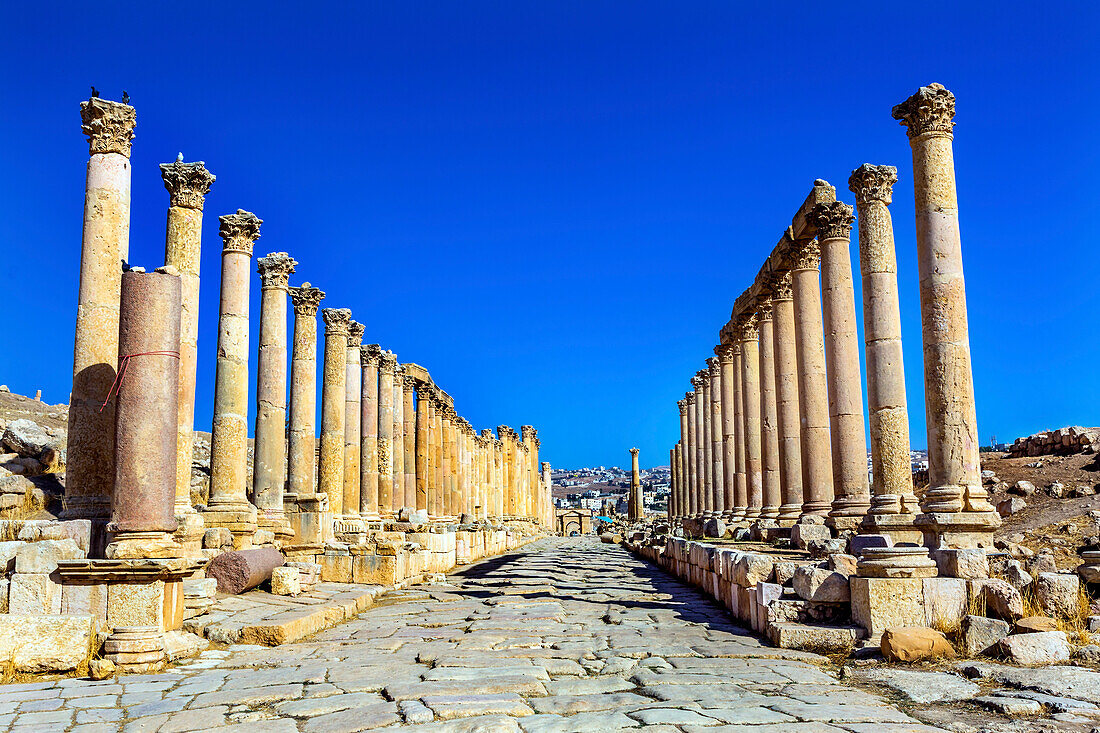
[0,536,947,732]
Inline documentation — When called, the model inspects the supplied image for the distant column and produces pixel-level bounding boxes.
[342,321,365,523]
[769,272,804,524]
[812,201,871,530]
[791,237,834,517]
[717,343,737,521]
[403,376,417,509]
[66,95,137,525]
[318,308,352,523]
[415,384,431,513]
[377,351,396,517]
[391,366,406,512]
[287,285,325,503]
[542,461,552,521]
[849,164,921,540]
[894,83,998,548]
[731,342,747,520]
[707,357,725,517]
[160,157,214,542]
[757,298,781,519]
[684,394,697,517]
[440,410,453,516]
[690,376,706,516]
[739,314,763,520]
[698,371,714,516]
[359,344,381,519]
[253,252,297,537]
[676,400,689,519]
[205,211,262,544]
[629,448,642,520]
[433,404,445,517]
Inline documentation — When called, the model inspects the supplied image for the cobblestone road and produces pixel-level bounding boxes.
[2,536,947,732]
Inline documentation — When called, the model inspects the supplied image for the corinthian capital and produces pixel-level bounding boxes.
[257,252,297,290]
[219,209,262,256]
[892,83,956,139]
[770,270,794,300]
[289,282,325,315]
[347,320,365,347]
[677,399,687,415]
[736,312,759,341]
[379,350,398,373]
[690,374,705,390]
[791,239,821,271]
[809,201,855,241]
[360,343,382,366]
[756,297,774,322]
[706,356,720,376]
[848,164,898,206]
[629,447,639,457]
[321,307,352,335]
[685,392,696,405]
[160,158,216,210]
[80,96,136,157]
[522,425,538,442]
[715,343,736,364]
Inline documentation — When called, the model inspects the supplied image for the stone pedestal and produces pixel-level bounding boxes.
[893,83,998,546]
[107,268,182,559]
[205,210,262,546]
[856,547,938,578]
[160,157,214,555]
[253,253,296,540]
[66,96,137,531]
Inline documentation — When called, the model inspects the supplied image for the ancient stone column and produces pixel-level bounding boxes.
[684,392,698,517]
[542,461,552,521]
[160,156,215,544]
[731,343,747,520]
[416,384,431,513]
[403,376,417,508]
[318,308,351,521]
[716,344,737,521]
[253,252,297,537]
[438,410,452,516]
[792,238,834,517]
[391,366,405,512]
[359,344,381,519]
[453,420,464,517]
[66,95,137,524]
[288,285,325,503]
[106,268,181,559]
[849,164,921,540]
[811,201,871,530]
[629,448,642,520]
[738,315,763,520]
[377,351,396,518]
[757,299,781,519]
[893,83,997,547]
[698,371,714,516]
[675,443,685,519]
[342,321,364,523]
[434,405,445,518]
[691,376,707,516]
[206,210,262,544]
[707,357,725,517]
[677,400,689,519]
[770,272,804,524]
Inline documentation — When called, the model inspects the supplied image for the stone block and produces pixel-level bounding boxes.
[935,549,989,579]
[734,553,774,587]
[793,566,850,603]
[999,630,1071,665]
[976,579,1024,620]
[9,572,61,615]
[61,583,107,623]
[880,627,954,662]
[1034,572,1080,619]
[353,554,398,585]
[0,540,23,573]
[270,567,301,596]
[0,614,96,672]
[851,577,925,636]
[849,534,892,556]
[107,580,166,630]
[768,622,861,652]
[16,520,92,553]
[828,553,859,576]
[163,579,184,631]
[962,614,1009,657]
[14,538,82,574]
[791,523,831,549]
[922,576,968,630]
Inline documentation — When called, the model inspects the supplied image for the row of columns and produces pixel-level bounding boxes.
[668,83,998,549]
[64,93,553,554]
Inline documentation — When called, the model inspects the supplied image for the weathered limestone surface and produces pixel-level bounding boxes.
[26,538,940,730]
[319,308,352,519]
[343,321,365,522]
[287,284,325,500]
[360,344,382,518]
[66,96,136,525]
[769,272,803,524]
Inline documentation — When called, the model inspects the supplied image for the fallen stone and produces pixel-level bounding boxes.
[791,523,831,549]
[963,615,1009,657]
[880,627,955,663]
[997,497,1026,517]
[207,547,285,595]
[1014,616,1059,634]
[0,614,95,672]
[1010,480,1036,496]
[793,566,850,603]
[1035,572,1080,618]
[974,695,1042,714]
[270,566,301,596]
[89,658,115,680]
[1,419,55,458]
[999,630,1071,665]
[828,553,858,576]
[980,579,1025,620]
[1075,644,1100,664]
[14,538,83,574]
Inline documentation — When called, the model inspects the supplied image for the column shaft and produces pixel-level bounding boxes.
[359,345,380,518]
[342,322,364,521]
[770,276,804,524]
[318,309,351,523]
[758,302,781,519]
[287,287,324,502]
[377,352,395,517]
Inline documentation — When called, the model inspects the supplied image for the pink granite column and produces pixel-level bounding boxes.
[253,252,297,537]
[205,211,262,544]
[893,83,998,547]
[66,95,136,524]
[106,268,181,558]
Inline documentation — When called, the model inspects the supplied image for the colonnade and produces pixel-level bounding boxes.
[64,93,554,555]
[668,83,998,549]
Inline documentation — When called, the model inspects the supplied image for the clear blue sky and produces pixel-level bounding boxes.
[2,3,1098,469]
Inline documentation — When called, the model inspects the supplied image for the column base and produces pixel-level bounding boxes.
[103,626,166,674]
[801,500,831,517]
[105,531,183,560]
[173,508,205,558]
[825,515,863,533]
[201,503,258,549]
[859,512,924,545]
[257,510,295,541]
[914,511,1000,550]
